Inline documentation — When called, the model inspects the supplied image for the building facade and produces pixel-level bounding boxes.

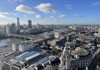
[59,44,93,70]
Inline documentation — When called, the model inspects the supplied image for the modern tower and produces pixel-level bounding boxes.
[28,20,32,28]
[17,18,20,34]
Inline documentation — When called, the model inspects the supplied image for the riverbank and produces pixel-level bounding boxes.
[0,38,25,55]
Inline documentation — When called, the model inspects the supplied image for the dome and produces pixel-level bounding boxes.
[70,47,89,56]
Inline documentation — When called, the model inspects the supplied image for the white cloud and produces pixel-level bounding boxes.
[74,14,84,17]
[0,12,18,18]
[36,15,44,18]
[11,12,18,15]
[93,2,100,6]
[23,15,27,18]
[50,16,58,22]
[0,12,10,18]
[35,3,56,13]
[0,12,10,15]
[50,14,66,19]
[0,14,7,18]
[16,4,35,14]
[59,15,66,18]
[65,4,72,10]
[14,0,23,1]
[50,16,55,19]
[8,0,24,2]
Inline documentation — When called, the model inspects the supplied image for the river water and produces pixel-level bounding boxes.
[0,38,25,55]
[0,39,11,47]
[0,38,25,47]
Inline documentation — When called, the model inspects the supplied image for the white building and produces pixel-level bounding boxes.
[98,28,100,33]
[54,32,60,38]
[12,43,19,52]
[19,42,33,52]
[5,24,11,35]
[95,28,100,37]
[0,61,4,70]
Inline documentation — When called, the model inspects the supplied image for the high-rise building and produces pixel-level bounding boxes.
[5,23,16,35]
[5,24,11,35]
[36,23,43,29]
[28,20,32,28]
[17,18,20,34]
[10,23,16,34]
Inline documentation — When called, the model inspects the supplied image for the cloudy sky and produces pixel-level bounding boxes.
[0,0,100,25]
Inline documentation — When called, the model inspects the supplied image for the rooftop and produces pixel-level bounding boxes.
[70,47,89,56]
[10,51,39,65]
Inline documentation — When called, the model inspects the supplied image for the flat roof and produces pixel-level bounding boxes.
[12,51,39,64]
[25,53,40,61]
[70,47,89,56]
[34,56,49,65]
[29,56,56,68]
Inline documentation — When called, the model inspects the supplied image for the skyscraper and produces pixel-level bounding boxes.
[17,18,20,34]
[5,24,11,35]
[10,23,16,34]
[28,20,32,28]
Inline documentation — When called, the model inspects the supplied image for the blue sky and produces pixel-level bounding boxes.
[0,0,100,25]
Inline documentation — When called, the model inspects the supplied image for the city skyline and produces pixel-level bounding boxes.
[0,0,100,25]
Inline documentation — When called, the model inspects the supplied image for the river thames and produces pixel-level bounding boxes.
[0,38,25,55]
